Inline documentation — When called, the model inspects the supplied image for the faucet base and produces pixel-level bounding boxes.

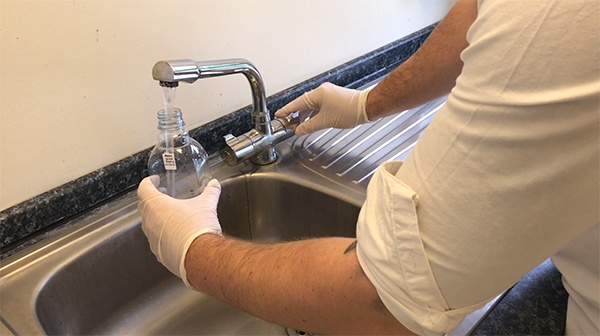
[250,146,278,165]
[220,116,299,166]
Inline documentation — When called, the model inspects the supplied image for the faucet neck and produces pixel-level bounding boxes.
[231,62,268,117]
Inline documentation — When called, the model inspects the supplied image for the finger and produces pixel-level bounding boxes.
[138,201,161,253]
[149,174,160,186]
[274,91,318,118]
[149,175,170,195]
[137,177,170,218]
[205,178,221,191]
[295,121,314,136]
[138,176,162,200]
[294,110,325,135]
[198,179,222,208]
[274,96,308,117]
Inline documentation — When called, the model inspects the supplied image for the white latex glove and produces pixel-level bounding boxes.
[137,175,222,288]
[274,82,372,135]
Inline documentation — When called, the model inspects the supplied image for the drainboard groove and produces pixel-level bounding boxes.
[292,96,447,189]
[338,105,439,177]
[310,126,364,162]
[320,113,405,169]
[354,141,417,184]
[302,128,332,152]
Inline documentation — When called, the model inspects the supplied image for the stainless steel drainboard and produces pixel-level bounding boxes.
[292,96,448,188]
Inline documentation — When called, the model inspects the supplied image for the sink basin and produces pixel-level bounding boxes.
[0,156,363,336]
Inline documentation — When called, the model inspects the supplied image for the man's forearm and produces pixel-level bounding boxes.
[367,0,478,120]
[185,234,413,335]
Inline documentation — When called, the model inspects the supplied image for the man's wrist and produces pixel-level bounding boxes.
[182,233,225,290]
[358,88,373,123]
[365,86,388,121]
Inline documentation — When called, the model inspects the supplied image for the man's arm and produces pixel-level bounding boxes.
[185,234,413,335]
[138,177,408,334]
[367,0,478,120]
[274,0,478,135]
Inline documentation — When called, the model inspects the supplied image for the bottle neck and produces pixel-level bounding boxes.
[156,107,190,144]
[157,107,186,131]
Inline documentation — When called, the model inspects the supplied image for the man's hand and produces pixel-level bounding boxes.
[274,82,372,135]
[137,176,222,287]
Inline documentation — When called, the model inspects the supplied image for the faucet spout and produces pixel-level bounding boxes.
[152,58,280,165]
[152,59,268,118]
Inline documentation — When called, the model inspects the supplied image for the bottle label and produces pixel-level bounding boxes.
[162,152,177,170]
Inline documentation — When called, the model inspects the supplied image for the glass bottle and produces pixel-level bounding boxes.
[147,107,211,199]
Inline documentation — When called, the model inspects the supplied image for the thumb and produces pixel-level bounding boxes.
[275,90,320,118]
[275,97,307,118]
[138,175,163,200]
[197,179,222,208]
[203,179,221,197]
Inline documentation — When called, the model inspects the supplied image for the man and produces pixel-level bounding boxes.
[138,0,599,334]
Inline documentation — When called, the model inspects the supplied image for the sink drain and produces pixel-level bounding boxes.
[285,327,320,336]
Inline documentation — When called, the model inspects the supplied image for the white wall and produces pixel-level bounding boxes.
[0,0,453,210]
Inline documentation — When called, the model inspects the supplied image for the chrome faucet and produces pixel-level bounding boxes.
[152,58,300,166]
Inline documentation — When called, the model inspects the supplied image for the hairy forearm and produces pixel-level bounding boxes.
[185,234,413,335]
[367,0,478,120]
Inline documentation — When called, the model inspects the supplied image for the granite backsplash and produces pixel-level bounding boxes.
[0,24,435,259]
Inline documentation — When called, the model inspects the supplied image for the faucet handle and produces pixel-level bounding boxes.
[221,134,244,166]
[221,133,262,166]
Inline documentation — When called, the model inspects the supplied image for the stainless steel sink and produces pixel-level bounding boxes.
[0,145,364,336]
[1,97,498,335]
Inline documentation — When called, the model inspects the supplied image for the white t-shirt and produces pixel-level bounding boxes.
[356,0,599,334]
